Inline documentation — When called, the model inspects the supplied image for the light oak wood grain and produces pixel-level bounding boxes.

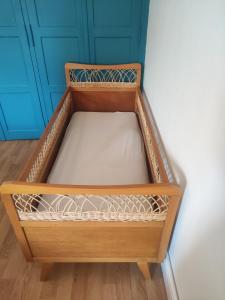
[137,262,151,280]
[24,224,163,259]
[1,181,181,196]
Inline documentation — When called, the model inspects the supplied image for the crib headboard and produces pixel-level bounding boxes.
[65,63,141,88]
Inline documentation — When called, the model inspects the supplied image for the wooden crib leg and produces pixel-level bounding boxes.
[137,261,151,280]
[40,263,54,281]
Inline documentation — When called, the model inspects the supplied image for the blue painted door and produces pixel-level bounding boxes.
[87,0,149,65]
[0,0,149,139]
[25,0,149,119]
[0,123,5,140]
[25,0,89,118]
[0,0,45,140]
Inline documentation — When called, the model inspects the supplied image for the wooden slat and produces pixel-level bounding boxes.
[20,220,164,228]
[1,181,182,196]
[33,257,159,263]
[71,86,137,92]
[136,90,169,183]
[142,91,177,183]
[72,90,136,112]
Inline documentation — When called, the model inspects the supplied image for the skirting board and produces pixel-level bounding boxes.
[161,254,179,300]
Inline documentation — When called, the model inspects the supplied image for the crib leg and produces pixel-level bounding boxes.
[40,263,54,281]
[137,261,151,280]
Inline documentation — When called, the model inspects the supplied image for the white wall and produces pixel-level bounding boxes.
[143,1,225,299]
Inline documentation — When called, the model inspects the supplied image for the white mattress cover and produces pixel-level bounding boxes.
[47,112,149,185]
[37,112,150,217]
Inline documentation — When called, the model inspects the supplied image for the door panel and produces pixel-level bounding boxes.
[0,0,16,27]
[26,0,89,119]
[93,0,132,27]
[0,38,28,85]
[0,94,40,131]
[95,37,132,65]
[34,0,78,27]
[0,0,45,140]
[87,0,144,65]
[42,37,80,85]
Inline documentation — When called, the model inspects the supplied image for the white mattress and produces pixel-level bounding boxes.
[36,112,150,219]
[47,112,149,185]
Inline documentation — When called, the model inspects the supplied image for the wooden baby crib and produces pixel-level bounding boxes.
[1,63,182,281]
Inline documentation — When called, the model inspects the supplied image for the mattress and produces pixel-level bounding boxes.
[47,111,149,185]
[37,112,152,220]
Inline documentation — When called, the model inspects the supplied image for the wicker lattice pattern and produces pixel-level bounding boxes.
[147,107,175,183]
[26,95,71,183]
[13,193,168,222]
[136,97,162,183]
[69,68,137,87]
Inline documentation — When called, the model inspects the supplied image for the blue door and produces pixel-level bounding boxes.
[0,0,45,140]
[0,123,5,140]
[25,0,149,119]
[0,0,149,139]
[87,0,149,65]
[25,0,89,119]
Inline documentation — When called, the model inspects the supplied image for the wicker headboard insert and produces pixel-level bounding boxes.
[65,63,141,88]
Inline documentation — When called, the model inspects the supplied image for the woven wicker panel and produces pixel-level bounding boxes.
[69,68,138,88]
[136,97,162,183]
[147,106,175,183]
[13,193,168,222]
[26,94,71,183]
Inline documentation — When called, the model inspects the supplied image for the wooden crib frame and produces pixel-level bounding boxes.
[1,63,182,281]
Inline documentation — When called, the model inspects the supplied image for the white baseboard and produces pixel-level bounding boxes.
[161,254,179,300]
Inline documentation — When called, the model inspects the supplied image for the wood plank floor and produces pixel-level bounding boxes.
[0,140,168,300]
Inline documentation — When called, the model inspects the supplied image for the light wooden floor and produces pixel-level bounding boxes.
[0,140,168,300]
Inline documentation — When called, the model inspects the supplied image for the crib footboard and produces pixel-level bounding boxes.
[1,182,181,280]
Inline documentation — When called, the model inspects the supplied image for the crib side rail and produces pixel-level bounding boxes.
[19,88,72,183]
[1,181,181,223]
[136,90,175,184]
[1,181,182,196]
